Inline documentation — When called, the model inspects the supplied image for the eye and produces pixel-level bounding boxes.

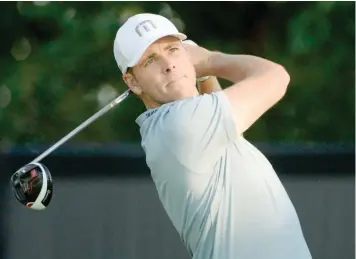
[169,47,179,52]
[145,58,154,67]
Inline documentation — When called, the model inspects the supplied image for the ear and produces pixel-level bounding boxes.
[122,72,142,95]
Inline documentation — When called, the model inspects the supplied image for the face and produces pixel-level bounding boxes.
[123,36,198,107]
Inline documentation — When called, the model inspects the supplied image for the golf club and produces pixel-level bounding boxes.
[10,89,132,210]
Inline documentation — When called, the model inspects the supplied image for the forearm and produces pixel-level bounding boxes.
[205,52,286,84]
[198,76,222,94]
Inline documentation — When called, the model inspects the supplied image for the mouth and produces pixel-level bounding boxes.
[166,76,184,86]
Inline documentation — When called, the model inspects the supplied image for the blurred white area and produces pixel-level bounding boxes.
[97,84,119,108]
[11,38,32,61]
[0,85,12,109]
[64,8,77,20]
[159,3,185,32]
[33,1,49,7]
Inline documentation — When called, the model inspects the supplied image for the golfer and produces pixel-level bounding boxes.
[114,13,313,259]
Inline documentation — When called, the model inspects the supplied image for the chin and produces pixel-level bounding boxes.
[162,78,198,102]
[169,89,198,102]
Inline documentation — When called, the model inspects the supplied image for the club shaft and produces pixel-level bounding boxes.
[31,89,132,163]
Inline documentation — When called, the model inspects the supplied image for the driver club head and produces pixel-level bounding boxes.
[10,162,53,210]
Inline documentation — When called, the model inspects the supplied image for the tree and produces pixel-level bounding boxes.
[0,1,354,150]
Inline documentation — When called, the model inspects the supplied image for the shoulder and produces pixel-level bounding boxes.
[138,92,233,142]
[168,92,231,127]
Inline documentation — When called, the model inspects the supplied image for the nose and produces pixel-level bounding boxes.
[161,56,175,74]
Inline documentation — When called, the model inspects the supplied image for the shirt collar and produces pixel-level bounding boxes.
[135,108,159,127]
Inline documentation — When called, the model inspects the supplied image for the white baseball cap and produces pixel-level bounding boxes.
[113,13,187,74]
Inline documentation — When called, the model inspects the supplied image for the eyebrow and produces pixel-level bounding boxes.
[140,43,180,66]
[163,44,177,51]
[142,53,157,63]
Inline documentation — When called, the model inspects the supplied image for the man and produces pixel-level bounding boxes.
[113,13,313,259]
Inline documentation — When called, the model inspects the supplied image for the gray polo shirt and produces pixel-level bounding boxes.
[136,91,312,259]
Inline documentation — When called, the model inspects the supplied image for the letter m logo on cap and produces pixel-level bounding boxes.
[135,20,157,37]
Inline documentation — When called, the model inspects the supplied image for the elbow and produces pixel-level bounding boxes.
[274,65,290,100]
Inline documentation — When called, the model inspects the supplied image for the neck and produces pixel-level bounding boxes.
[142,96,161,110]
[141,88,200,110]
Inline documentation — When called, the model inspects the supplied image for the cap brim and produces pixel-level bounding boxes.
[127,32,187,69]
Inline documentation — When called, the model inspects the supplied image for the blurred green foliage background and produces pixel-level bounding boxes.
[0,1,354,151]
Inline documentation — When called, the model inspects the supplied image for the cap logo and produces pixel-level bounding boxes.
[135,20,157,37]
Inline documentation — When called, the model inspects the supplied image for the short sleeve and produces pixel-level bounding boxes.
[163,91,238,172]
